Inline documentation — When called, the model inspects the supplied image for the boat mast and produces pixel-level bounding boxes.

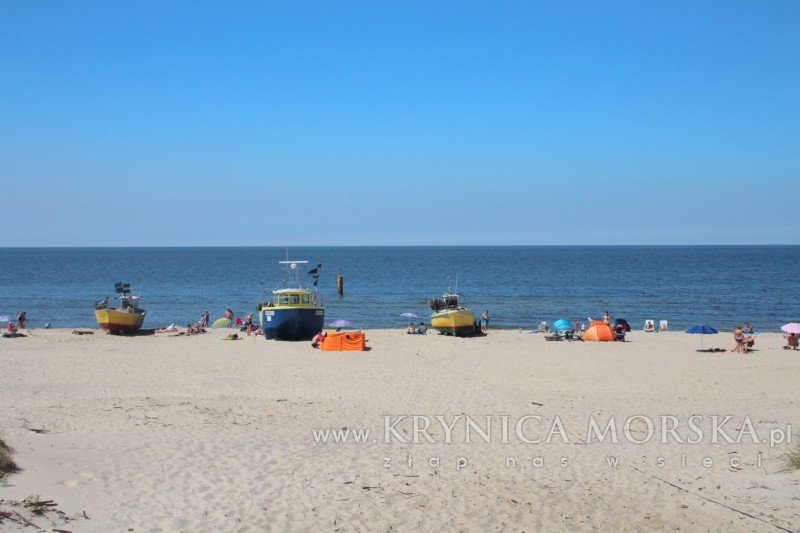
[279,259,309,289]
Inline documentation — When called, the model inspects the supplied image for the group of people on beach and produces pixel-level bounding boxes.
[733,325,758,353]
[3,311,26,338]
[5,308,800,352]
[407,322,428,334]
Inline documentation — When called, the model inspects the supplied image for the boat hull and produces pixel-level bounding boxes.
[95,309,145,334]
[259,307,324,341]
[430,308,475,336]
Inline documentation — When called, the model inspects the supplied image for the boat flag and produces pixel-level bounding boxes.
[307,264,322,275]
[114,282,124,293]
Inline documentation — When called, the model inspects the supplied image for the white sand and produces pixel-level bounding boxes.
[1,328,799,531]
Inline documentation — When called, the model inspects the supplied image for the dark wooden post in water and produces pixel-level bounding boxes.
[337,268,344,295]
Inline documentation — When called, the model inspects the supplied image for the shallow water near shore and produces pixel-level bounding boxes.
[1,245,798,331]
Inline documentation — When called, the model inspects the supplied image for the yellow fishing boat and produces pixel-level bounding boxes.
[94,282,146,334]
[428,280,475,336]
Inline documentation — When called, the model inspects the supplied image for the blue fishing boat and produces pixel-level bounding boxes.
[258,259,325,340]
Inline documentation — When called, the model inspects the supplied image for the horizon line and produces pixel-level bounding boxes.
[1,243,799,249]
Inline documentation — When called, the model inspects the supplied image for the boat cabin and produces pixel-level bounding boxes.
[428,293,461,312]
[266,288,321,308]
[121,295,142,312]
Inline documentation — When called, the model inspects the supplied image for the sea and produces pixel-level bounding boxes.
[0,246,798,332]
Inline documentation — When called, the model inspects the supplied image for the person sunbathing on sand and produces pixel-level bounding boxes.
[3,321,25,338]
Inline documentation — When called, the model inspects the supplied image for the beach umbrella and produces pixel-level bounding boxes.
[212,317,232,328]
[780,323,800,334]
[400,313,419,320]
[685,324,718,350]
[329,319,353,329]
[553,319,572,333]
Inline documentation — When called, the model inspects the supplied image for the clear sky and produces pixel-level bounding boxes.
[1,1,798,246]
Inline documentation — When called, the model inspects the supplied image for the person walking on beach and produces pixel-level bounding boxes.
[481,310,490,333]
[200,310,210,328]
[17,311,26,329]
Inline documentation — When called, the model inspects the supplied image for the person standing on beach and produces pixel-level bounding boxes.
[481,310,490,333]
[244,313,254,336]
[732,326,746,353]
[201,310,210,328]
[603,311,611,325]
[17,311,26,329]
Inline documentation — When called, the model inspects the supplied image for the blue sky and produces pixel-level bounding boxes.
[1,1,798,246]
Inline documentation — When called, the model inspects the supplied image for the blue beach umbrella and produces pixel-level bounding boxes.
[685,324,718,350]
[329,319,353,329]
[553,319,573,333]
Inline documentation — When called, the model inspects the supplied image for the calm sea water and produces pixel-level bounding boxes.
[0,246,798,331]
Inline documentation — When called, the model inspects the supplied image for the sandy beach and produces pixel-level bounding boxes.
[1,328,799,531]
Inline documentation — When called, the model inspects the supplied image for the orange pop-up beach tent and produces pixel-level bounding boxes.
[583,323,616,342]
[321,331,367,351]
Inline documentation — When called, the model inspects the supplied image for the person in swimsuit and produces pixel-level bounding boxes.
[311,330,326,348]
[732,326,746,353]
[481,310,490,333]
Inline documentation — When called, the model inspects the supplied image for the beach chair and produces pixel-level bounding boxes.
[659,320,668,331]
[643,320,655,332]
[785,335,799,350]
